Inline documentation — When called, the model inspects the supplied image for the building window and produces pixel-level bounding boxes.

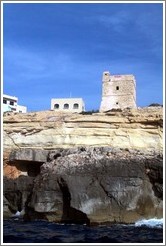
[54,104,59,109]
[116,86,119,90]
[64,103,69,109]
[10,101,14,106]
[73,103,79,109]
[116,102,119,105]
[3,99,7,104]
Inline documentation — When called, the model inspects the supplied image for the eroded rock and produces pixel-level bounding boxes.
[3,147,163,224]
[3,108,163,224]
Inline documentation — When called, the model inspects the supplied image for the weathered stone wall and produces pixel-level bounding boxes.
[100,71,136,112]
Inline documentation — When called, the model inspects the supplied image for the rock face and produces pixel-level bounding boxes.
[3,107,163,224]
[3,107,163,151]
[4,147,163,224]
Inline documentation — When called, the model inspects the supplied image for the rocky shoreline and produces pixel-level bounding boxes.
[3,107,163,224]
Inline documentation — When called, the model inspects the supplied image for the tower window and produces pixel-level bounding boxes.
[116,86,119,90]
[64,103,69,109]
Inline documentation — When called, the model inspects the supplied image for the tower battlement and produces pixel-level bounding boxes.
[100,71,136,112]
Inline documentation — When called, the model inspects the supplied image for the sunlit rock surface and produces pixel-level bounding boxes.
[3,107,163,224]
[3,107,162,151]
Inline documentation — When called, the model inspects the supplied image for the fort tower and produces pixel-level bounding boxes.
[100,71,136,112]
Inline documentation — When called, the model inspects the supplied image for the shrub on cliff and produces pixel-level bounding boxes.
[148,103,163,107]
[80,110,99,115]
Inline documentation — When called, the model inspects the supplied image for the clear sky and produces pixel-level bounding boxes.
[3,1,163,112]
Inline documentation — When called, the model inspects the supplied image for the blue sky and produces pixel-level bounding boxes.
[3,2,163,112]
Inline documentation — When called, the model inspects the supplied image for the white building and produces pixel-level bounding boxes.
[51,98,85,113]
[3,94,27,113]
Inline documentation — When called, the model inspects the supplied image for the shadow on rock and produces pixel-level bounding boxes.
[58,177,90,225]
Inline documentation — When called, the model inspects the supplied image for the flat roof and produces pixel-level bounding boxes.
[3,94,18,101]
[51,98,84,101]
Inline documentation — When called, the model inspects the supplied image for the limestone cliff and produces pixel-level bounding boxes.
[3,107,163,224]
[3,107,163,151]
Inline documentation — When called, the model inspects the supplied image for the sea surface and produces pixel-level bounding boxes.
[3,218,163,244]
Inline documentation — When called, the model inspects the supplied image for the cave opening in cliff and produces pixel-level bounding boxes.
[9,161,43,177]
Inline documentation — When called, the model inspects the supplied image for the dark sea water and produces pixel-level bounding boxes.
[3,218,163,244]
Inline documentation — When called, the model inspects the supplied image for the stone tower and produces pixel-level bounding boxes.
[100,71,136,112]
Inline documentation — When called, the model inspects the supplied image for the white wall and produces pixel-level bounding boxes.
[51,98,85,113]
[16,105,27,113]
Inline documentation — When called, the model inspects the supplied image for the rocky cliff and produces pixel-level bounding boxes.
[3,107,162,151]
[3,107,163,224]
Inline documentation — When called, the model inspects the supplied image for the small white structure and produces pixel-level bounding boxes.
[51,98,85,113]
[3,94,27,113]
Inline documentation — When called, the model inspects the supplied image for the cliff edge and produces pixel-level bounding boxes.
[3,107,163,224]
[3,107,163,151]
